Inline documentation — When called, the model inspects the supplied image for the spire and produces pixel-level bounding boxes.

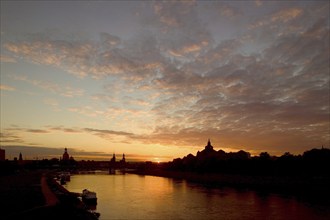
[111,153,116,163]
[205,139,213,151]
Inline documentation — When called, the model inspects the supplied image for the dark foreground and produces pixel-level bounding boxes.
[0,170,97,220]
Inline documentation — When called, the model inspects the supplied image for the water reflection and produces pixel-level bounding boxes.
[65,174,330,220]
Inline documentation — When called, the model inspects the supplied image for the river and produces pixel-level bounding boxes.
[64,173,329,220]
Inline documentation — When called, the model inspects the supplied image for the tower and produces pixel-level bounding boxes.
[111,153,116,163]
[62,148,69,161]
[0,148,5,161]
[205,139,214,151]
[109,153,116,174]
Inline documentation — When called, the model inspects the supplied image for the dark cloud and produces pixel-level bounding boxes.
[1,126,138,145]
[84,128,135,138]
[0,132,24,144]
[47,126,81,133]
[100,32,121,48]
[25,129,50,133]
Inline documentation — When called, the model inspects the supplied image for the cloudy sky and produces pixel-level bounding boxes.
[1,1,329,161]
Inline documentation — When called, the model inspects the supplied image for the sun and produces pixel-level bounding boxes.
[154,158,161,163]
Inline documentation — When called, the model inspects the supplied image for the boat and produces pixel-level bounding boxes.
[58,172,70,185]
[82,189,97,205]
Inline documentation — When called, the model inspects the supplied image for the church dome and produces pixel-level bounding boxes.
[63,148,69,160]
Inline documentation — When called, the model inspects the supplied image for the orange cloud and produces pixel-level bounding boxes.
[0,84,15,91]
[0,55,16,63]
[271,8,303,23]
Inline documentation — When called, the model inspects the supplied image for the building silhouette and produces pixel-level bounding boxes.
[120,153,126,172]
[18,152,24,166]
[0,148,5,161]
[205,139,213,151]
[109,153,126,174]
[109,153,116,174]
[120,153,125,163]
[62,148,70,161]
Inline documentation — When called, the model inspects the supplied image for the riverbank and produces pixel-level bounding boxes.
[0,170,44,218]
[128,169,330,203]
[0,170,98,220]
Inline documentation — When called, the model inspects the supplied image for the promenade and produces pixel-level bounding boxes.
[0,170,98,220]
[41,174,60,206]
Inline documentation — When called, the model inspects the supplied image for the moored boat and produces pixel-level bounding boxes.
[58,172,70,185]
[82,189,97,205]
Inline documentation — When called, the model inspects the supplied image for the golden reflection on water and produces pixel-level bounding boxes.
[65,174,330,220]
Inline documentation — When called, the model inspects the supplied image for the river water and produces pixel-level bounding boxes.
[64,173,329,220]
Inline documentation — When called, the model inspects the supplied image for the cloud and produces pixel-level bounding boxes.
[271,8,303,23]
[0,130,45,147]
[43,98,61,112]
[0,55,16,63]
[255,0,263,7]
[1,1,329,155]
[47,126,81,133]
[145,12,329,152]
[13,75,84,97]
[3,32,165,81]
[215,2,243,19]
[43,99,58,106]
[0,132,24,144]
[100,32,121,47]
[0,84,15,91]
[152,1,197,28]
[1,126,138,147]
[25,129,50,133]
[84,128,135,139]
[2,2,212,84]
[4,39,95,78]
[68,106,104,117]
[249,7,303,29]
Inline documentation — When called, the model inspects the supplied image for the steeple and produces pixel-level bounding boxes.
[110,153,116,163]
[205,139,214,151]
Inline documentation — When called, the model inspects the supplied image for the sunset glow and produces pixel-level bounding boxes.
[1,1,329,161]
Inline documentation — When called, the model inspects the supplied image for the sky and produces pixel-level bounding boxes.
[0,0,329,161]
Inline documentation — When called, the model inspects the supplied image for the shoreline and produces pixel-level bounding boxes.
[0,170,98,220]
